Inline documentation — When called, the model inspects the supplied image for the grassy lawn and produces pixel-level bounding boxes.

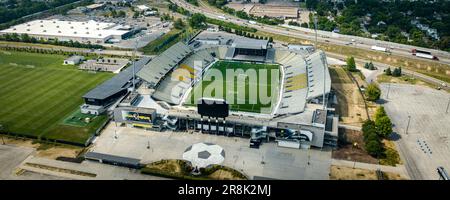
[0,50,113,144]
[376,74,441,91]
[185,61,280,114]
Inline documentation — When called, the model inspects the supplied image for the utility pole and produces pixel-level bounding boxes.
[0,125,5,145]
[132,40,138,91]
[386,83,391,99]
[314,14,318,48]
[446,97,450,114]
[321,53,328,110]
[405,115,411,135]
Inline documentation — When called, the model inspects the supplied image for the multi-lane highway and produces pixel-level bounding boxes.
[172,0,450,65]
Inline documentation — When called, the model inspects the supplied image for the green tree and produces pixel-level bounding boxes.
[362,120,377,141]
[346,56,357,72]
[366,83,381,101]
[365,138,383,156]
[133,11,140,19]
[375,116,393,138]
[174,18,185,29]
[374,106,387,121]
[392,67,402,77]
[189,13,207,29]
[385,67,392,76]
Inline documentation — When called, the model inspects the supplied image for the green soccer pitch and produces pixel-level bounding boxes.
[0,50,113,145]
[185,60,280,114]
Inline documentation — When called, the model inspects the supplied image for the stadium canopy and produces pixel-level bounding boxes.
[137,42,192,87]
[83,56,151,100]
[231,38,269,50]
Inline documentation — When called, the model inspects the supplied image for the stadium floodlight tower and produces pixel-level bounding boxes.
[321,52,328,110]
[132,40,138,91]
[314,14,318,48]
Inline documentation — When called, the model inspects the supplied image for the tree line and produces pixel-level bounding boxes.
[0,0,81,24]
[305,0,450,51]
[362,106,393,157]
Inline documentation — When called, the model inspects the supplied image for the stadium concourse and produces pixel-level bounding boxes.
[82,31,338,150]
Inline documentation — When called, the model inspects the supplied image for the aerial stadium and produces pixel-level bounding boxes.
[82,34,338,149]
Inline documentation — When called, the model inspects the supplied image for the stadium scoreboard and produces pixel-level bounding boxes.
[197,98,229,118]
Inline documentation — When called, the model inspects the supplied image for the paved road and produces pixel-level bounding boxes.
[379,84,450,180]
[173,0,450,65]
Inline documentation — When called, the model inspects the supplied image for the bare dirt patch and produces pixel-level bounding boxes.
[332,129,379,164]
[329,66,368,126]
[330,165,405,180]
[1,135,82,159]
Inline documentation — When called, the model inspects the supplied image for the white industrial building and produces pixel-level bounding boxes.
[0,19,131,44]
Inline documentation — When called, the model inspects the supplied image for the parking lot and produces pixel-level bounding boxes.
[90,123,332,180]
[380,83,450,180]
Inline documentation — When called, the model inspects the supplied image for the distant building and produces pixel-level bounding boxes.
[136,5,150,12]
[64,55,85,65]
[143,11,157,16]
[79,57,129,73]
[411,20,440,40]
[0,19,132,44]
[86,3,105,11]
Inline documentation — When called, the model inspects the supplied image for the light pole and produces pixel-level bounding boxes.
[313,14,318,48]
[386,83,391,99]
[0,124,5,145]
[405,115,411,135]
[446,97,450,114]
[132,40,138,92]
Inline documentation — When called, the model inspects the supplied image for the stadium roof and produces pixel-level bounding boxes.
[83,56,151,100]
[305,51,331,100]
[231,38,269,50]
[0,19,128,40]
[137,42,192,87]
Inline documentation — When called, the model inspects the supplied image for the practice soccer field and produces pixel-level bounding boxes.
[0,50,113,144]
[186,61,280,114]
